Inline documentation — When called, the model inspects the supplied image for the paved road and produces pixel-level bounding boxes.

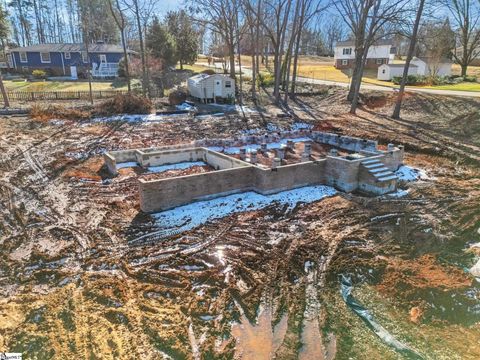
[197,62,480,98]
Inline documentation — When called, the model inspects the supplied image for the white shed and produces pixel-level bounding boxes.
[410,57,452,77]
[187,74,235,102]
[377,63,418,81]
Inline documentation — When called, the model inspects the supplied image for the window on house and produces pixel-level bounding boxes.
[64,52,71,59]
[376,58,383,65]
[342,48,352,55]
[6,54,12,66]
[82,52,88,63]
[19,52,27,62]
[382,69,386,74]
[40,52,51,63]
[99,54,107,63]
[341,59,348,65]
[225,81,231,88]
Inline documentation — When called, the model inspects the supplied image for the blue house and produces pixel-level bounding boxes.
[6,42,134,79]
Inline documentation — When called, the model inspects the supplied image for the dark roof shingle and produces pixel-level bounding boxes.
[9,43,134,54]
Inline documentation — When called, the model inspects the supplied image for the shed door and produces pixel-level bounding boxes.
[214,79,222,98]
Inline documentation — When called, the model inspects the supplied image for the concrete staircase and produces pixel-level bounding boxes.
[358,158,398,194]
[361,158,397,182]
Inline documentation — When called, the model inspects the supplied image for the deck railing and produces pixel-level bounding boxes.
[4,89,160,101]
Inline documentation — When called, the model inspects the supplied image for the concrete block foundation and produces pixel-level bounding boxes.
[104,130,405,213]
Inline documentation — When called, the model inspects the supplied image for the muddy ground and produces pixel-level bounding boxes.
[0,87,479,359]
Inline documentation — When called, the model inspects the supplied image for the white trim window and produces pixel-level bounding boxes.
[6,53,12,67]
[40,52,51,63]
[225,80,231,88]
[342,48,352,55]
[64,52,71,59]
[19,51,27,63]
[341,59,348,65]
[376,58,383,65]
[82,51,88,63]
[99,54,107,63]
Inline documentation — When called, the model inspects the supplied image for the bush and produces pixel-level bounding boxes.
[201,69,216,75]
[30,104,91,121]
[168,89,187,105]
[463,75,477,82]
[95,94,153,116]
[257,73,275,87]
[32,69,47,79]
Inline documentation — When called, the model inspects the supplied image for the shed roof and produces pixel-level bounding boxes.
[9,43,134,54]
[336,39,393,47]
[412,56,453,64]
[381,63,418,68]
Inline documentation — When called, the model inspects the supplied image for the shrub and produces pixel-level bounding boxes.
[30,104,91,121]
[463,75,477,82]
[95,94,153,116]
[257,73,275,87]
[201,69,216,75]
[32,69,47,79]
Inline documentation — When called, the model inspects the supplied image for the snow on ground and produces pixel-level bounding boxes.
[176,103,196,111]
[147,161,207,173]
[386,189,410,198]
[153,185,336,233]
[89,113,187,124]
[208,137,312,154]
[291,122,313,131]
[116,161,138,169]
[395,165,435,181]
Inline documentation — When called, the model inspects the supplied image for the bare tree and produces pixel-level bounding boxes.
[108,0,131,92]
[445,0,480,77]
[335,0,409,114]
[392,0,426,119]
[189,0,239,84]
[78,0,94,104]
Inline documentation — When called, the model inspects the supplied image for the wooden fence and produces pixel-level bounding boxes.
[5,89,160,101]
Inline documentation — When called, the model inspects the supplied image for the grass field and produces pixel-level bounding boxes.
[3,79,131,92]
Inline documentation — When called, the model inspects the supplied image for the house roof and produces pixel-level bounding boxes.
[9,43,134,54]
[336,39,393,47]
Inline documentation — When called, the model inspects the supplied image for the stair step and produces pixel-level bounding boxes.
[362,159,381,165]
[378,175,398,182]
[369,167,389,174]
[374,171,393,178]
[363,162,384,169]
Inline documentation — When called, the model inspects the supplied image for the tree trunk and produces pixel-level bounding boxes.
[0,72,10,108]
[133,0,147,97]
[392,0,425,119]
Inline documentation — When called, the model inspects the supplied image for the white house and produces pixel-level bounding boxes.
[334,39,396,69]
[377,57,453,80]
[187,73,235,102]
[411,57,452,77]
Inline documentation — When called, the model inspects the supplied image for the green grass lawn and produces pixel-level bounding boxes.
[422,82,480,92]
[3,78,131,92]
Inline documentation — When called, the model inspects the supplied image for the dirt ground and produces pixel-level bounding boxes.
[0,86,479,359]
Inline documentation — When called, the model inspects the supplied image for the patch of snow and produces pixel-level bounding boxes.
[199,315,216,321]
[153,185,336,233]
[180,265,204,271]
[386,189,410,198]
[395,165,435,182]
[176,102,196,111]
[291,122,313,131]
[304,261,314,273]
[147,161,207,173]
[116,161,138,169]
[209,137,312,154]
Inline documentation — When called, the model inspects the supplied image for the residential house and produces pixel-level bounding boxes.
[6,42,133,79]
[377,57,452,81]
[454,46,480,66]
[187,73,235,102]
[334,39,396,69]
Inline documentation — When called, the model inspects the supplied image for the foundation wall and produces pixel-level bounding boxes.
[140,148,205,167]
[109,149,139,163]
[103,153,117,176]
[139,166,256,212]
[379,148,404,171]
[324,156,361,192]
[204,150,251,169]
[254,161,326,193]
